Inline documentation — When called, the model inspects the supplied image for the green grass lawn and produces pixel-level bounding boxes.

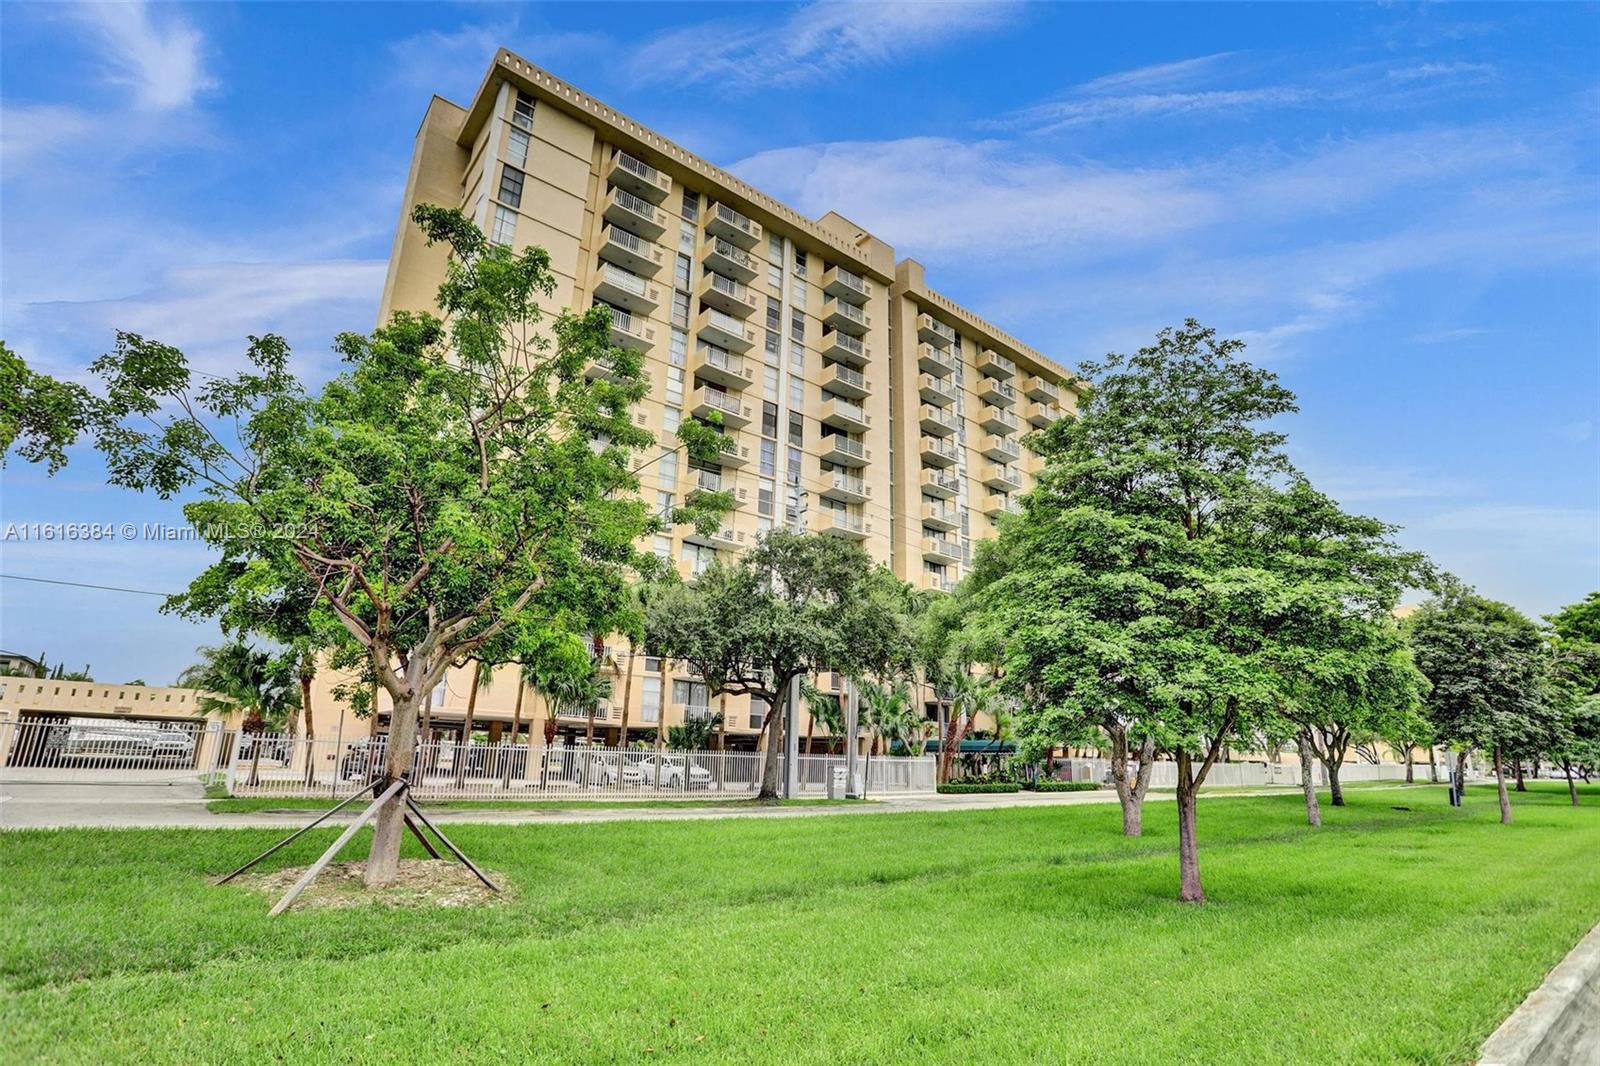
[206,796,864,813]
[3,782,1596,1064]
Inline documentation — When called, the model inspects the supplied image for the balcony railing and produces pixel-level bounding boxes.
[702,236,758,282]
[918,314,956,347]
[821,332,868,367]
[917,344,955,375]
[707,201,762,248]
[920,405,959,436]
[608,149,671,202]
[822,264,871,304]
[978,349,1017,379]
[920,435,960,466]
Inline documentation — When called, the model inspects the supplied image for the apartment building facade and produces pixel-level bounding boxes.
[361,49,1080,750]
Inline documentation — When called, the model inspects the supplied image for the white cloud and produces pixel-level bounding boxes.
[630,1,1020,88]
[64,0,214,110]
[1413,326,1490,345]
[1388,61,1496,82]
[1008,87,1313,132]
[1075,52,1245,95]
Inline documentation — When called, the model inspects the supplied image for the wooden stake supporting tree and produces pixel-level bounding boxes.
[216,777,498,916]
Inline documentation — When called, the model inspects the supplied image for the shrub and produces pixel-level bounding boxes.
[1028,780,1102,792]
[937,781,1021,794]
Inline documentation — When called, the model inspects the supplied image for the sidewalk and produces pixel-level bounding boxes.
[0,779,1413,830]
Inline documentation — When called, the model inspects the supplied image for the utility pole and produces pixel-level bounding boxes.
[783,673,801,798]
[844,676,862,798]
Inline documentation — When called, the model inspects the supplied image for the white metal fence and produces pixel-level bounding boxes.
[1045,757,1436,789]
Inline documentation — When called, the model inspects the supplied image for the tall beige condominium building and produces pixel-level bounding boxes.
[372,50,1079,750]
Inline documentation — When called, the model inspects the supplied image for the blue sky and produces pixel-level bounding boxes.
[1,2,1596,684]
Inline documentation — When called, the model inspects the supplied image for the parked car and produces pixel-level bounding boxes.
[593,754,645,787]
[62,725,195,761]
[340,738,386,780]
[636,754,713,790]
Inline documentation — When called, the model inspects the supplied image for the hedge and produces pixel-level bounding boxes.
[937,782,1021,794]
[1028,780,1103,793]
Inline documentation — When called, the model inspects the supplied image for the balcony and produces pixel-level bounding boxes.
[821,264,871,305]
[701,236,759,283]
[690,385,752,429]
[699,272,758,318]
[819,512,868,541]
[592,263,661,315]
[583,355,627,384]
[978,405,1018,434]
[982,463,1023,492]
[922,536,962,565]
[695,307,757,353]
[921,573,956,593]
[822,363,869,400]
[603,187,667,240]
[977,348,1016,380]
[922,503,959,531]
[1021,374,1061,403]
[598,225,667,277]
[606,148,671,203]
[918,373,956,406]
[689,467,746,508]
[917,313,956,348]
[819,434,869,467]
[683,524,740,549]
[820,397,871,433]
[1026,401,1061,428]
[917,343,955,376]
[821,472,870,503]
[691,345,754,390]
[601,305,656,352]
[920,468,961,499]
[977,376,1017,408]
[821,332,869,368]
[985,494,1021,518]
[821,298,870,337]
[980,434,1020,463]
[705,201,762,249]
[920,435,960,468]
[920,404,959,437]
[715,440,754,468]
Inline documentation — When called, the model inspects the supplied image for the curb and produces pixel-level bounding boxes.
[1479,920,1600,1065]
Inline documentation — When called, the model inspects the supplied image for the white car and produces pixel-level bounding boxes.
[593,755,645,787]
[637,754,713,790]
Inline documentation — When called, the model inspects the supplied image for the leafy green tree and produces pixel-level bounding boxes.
[798,680,843,755]
[973,321,1310,900]
[66,206,727,887]
[1543,594,1600,804]
[644,531,911,801]
[666,711,723,752]
[1407,586,1553,823]
[0,341,89,473]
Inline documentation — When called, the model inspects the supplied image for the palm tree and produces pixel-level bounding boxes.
[857,679,915,798]
[545,665,613,785]
[667,711,723,751]
[454,659,497,788]
[180,641,299,788]
[799,680,844,755]
[939,671,997,784]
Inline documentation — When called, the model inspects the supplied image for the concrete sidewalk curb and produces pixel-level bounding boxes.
[1479,920,1600,1065]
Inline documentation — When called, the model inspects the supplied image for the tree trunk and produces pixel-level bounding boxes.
[1564,760,1579,806]
[936,701,949,784]
[1455,750,1469,804]
[1494,743,1512,824]
[805,714,815,756]
[1297,732,1321,828]
[455,664,481,789]
[1401,743,1414,784]
[503,680,526,790]
[616,639,635,751]
[301,672,315,739]
[757,684,786,802]
[1107,725,1151,837]
[1513,757,1526,792]
[365,677,422,889]
[1324,756,1345,807]
[1428,745,1438,784]
[1175,750,1204,903]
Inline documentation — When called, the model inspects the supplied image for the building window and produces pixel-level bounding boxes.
[675,253,691,290]
[759,439,776,476]
[673,679,709,715]
[763,366,779,401]
[670,328,687,367]
[672,291,690,329]
[666,366,684,404]
[682,191,699,222]
[765,298,781,332]
[498,165,525,209]
[758,479,774,516]
[680,221,696,252]
[656,491,675,519]
[761,401,779,439]
[658,448,678,487]
[793,250,808,278]
[769,234,784,261]
[788,411,803,447]
[512,90,536,130]
[790,345,805,374]
[653,535,672,560]
[490,205,517,246]
[790,309,805,344]
[641,676,662,723]
[788,376,803,408]
[507,127,531,169]
[765,331,781,363]
[662,406,681,433]
[768,263,782,290]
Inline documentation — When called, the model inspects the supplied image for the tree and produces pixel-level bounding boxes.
[973,321,1302,899]
[1407,586,1552,823]
[180,640,299,787]
[798,680,843,755]
[453,659,497,788]
[64,205,727,887]
[666,711,723,751]
[645,530,911,801]
[1544,595,1600,804]
[0,341,89,473]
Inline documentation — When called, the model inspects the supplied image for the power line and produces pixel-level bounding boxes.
[0,573,176,598]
